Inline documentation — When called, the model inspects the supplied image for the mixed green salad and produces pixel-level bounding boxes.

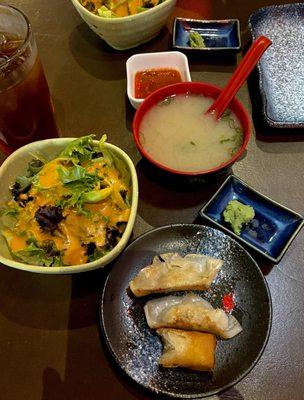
[79,0,166,18]
[0,135,132,267]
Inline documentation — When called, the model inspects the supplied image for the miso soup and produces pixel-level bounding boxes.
[139,94,243,172]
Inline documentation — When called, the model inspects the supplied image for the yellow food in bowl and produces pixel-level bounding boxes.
[71,0,177,50]
[79,0,166,18]
[0,135,133,267]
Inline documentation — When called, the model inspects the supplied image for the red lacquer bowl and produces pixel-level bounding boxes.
[133,82,251,176]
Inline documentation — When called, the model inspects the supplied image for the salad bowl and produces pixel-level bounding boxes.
[0,138,138,274]
[70,0,177,50]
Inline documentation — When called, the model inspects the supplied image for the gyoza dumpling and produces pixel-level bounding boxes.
[129,253,223,297]
[144,294,242,339]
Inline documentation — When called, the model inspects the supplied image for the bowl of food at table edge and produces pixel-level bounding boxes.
[0,135,138,274]
[70,0,177,50]
[133,81,250,176]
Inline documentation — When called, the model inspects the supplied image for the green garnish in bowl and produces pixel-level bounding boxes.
[223,200,255,235]
[189,31,206,48]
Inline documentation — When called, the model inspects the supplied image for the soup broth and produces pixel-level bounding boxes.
[139,94,243,172]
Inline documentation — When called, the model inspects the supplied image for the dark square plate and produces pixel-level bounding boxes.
[200,175,304,263]
[249,3,304,128]
[172,18,241,53]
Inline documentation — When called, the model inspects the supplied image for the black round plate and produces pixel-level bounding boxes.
[100,224,272,398]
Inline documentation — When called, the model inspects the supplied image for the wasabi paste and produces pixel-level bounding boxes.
[189,32,206,48]
[223,200,255,235]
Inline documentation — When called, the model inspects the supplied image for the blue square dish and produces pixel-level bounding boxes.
[172,18,241,52]
[199,175,304,263]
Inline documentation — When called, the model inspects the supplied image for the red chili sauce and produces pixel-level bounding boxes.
[222,293,235,313]
[134,68,183,99]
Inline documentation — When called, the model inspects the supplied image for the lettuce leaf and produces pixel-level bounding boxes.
[14,176,34,192]
[97,6,117,18]
[13,238,62,267]
[0,205,20,231]
[0,203,20,222]
[113,153,131,186]
[27,159,44,177]
[98,134,113,166]
[57,166,99,214]
[98,134,130,186]
[11,158,45,198]
[59,135,97,163]
[57,164,97,185]
[81,187,112,203]
[136,6,148,13]
[57,190,83,214]
[104,0,114,8]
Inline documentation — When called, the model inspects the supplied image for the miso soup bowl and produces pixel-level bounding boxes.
[0,138,138,274]
[133,81,251,176]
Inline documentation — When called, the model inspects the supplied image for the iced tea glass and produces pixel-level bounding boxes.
[0,5,59,154]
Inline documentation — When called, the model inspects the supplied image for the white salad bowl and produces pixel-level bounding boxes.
[0,138,138,274]
[70,0,177,50]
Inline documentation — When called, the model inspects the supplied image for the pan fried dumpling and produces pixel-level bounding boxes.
[144,294,242,339]
[157,328,216,371]
[129,253,223,297]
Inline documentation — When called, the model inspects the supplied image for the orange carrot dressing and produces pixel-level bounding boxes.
[5,157,131,266]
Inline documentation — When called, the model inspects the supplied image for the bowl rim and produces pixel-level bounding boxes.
[70,0,176,23]
[133,81,251,176]
[126,51,192,107]
[0,138,138,274]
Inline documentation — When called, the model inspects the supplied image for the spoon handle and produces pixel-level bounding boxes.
[207,36,272,119]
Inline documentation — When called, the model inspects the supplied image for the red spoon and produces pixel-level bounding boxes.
[207,35,272,119]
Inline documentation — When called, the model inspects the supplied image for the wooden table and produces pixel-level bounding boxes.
[1,1,303,399]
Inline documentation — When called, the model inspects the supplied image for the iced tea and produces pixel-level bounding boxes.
[0,6,59,151]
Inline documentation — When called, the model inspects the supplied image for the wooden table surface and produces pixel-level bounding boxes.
[0,1,303,399]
